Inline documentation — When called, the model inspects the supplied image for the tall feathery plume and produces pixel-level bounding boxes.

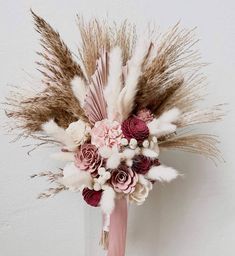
[135,24,202,114]
[71,76,88,107]
[31,10,85,83]
[159,133,221,161]
[5,11,87,138]
[77,17,136,78]
[104,47,123,120]
[118,38,151,121]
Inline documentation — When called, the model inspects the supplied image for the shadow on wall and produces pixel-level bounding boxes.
[127,150,213,255]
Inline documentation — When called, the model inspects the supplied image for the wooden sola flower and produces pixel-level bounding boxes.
[4,10,224,256]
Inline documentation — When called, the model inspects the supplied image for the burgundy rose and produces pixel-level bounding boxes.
[111,164,138,194]
[136,108,154,123]
[82,188,102,207]
[75,144,103,176]
[121,117,149,143]
[132,155,153,175]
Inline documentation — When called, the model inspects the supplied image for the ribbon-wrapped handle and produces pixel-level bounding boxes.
[101,197,128,256]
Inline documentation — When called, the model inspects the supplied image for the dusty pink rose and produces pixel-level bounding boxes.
[75,144,103,176]
[121,117,149,143]
[82,188,102,207]
[91,119,123,148]
[136,108,154,123]
[111,164,138,194]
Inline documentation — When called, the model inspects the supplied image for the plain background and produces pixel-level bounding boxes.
[0,0,235,255]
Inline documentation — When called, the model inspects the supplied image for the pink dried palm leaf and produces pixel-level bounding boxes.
[84,50,108,125]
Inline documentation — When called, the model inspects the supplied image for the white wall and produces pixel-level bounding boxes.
[0,1,235,255]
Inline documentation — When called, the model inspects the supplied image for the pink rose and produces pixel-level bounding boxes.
[111,164,138,194]
[121,117,149,143]
[75,144,103,176]
[91,119,123,148]
[136,108,154,123]
[82,188,102,207]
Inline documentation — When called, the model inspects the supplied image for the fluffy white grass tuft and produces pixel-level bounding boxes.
[104,47,123,120]
[138,174,153,190]
[147,165,179,182]
[148,108,181,137]
[42,119,76,149]
[142,148,159,158]
[99,146,113,158]
[59,163,92,191]
[100,185,116,215]
[71,76,87,107]
[122,148,136,159]
[106,152,121,169]
[118,39,150,120]
[159,108,181,123]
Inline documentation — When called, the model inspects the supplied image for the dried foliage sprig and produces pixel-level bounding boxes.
[30,170,63,183]
[37,185,66,199]
[159,133,221,161]
[135,25,203,115]
[5,12,90,136]
[31,170,65,199]
[77,17,136,79]
[31,10,85,84]
[177,104,225,128]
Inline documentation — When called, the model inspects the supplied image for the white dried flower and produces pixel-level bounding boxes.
[98,167,106,176]
[121,138,129,146]
[152,136,158,143]
[66,120,91,146]
[93,182,102,191]
[129,183,149,205]
[142,140,150,148]
[129,138,138,149]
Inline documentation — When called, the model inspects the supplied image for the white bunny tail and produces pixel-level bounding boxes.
[142,148,159,158]
[104,47,123,120]
[159,108,181,123]
[100,185,116,215]
[59,163,92,191]
[118,38,150,120]
[106,152,121,169]
[147,165,179,182]
[42,119,76,148]
[147,107,181,137]
[71,76,87,107]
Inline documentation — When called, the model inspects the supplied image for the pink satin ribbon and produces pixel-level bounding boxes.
[107,197,128,256]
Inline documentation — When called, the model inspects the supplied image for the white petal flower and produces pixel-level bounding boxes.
[129,183,150,205]
[66,120,91,146]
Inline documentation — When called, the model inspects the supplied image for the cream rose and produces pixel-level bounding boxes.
[129,182,150,205]
[66,120,91,146]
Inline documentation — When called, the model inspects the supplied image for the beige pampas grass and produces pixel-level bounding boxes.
[4,13,223,162]
[77,17,136,79]
[159,133,221,161]
[135,24,202,115]
[5,11,88,137]
[31,10,85,84]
